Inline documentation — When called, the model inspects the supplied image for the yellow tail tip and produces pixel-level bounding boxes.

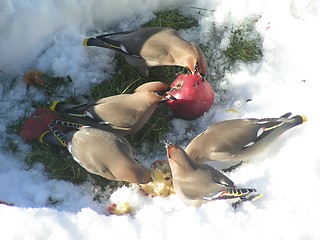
[50,100,60,111]
[39,131,50,143]
[300,115,307,123]
[83,38,89,46]
[252,193,264,201]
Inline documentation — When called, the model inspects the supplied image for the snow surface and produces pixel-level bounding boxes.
[1,0,320,239]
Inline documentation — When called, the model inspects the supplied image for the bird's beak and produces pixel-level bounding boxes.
[163,141,172,157]
[162,93,177,101]
[194,70,206,82]
[191,66,206,82]
[163,140,171,148]
[200,74,206,82]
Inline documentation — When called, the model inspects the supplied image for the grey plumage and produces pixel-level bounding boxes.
[185,113,307,171]
[166,143,260,207]
[83,27,207,76]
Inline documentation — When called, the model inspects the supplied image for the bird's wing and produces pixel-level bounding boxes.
[96,31,144,58]
[203,187,258,201]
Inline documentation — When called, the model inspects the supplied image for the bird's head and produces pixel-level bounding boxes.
[191,42,207,78]
[166,143,194,171]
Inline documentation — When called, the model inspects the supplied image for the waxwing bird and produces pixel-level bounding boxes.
[166,144,260,207]
[44,120,152,184]
[50,81,171,136]
[185,112,307,171]
[83,27,207,77]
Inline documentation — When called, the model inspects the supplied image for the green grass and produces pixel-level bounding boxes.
[225,19,263,64]
[202,16,264,105]
[5,9,264,195]
[142,9,198,29]
[2,137,20,153]
[6,113,30,135]
[25,142,87,183]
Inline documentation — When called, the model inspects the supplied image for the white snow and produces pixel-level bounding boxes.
[1,0,320,239]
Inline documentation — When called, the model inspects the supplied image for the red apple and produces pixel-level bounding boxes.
[166,74,214,120]
[20,107,63,142]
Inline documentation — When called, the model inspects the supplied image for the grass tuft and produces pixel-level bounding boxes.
[6,113,30,135]
[142,9,198,29]
[25,142,87,183]
[202,16,264,106]
[225,18,263,64]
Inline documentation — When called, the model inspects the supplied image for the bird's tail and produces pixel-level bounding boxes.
[83,37,111,49]
[47,120,84,147]
[291,114,307,125]
[83,35,125,52]
[258,112,307,128]
[47,123,71,147]
[50,100,73,112]
[38,130,62,146]
[244,113,308,149]
[50,100,94,115]
[83,30,136,55]
[203,188,262,201]
[38,120,79,147]
[39,120,84,147]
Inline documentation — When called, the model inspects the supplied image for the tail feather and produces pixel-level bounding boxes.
[95,37,124,51]
[259,113,307,127]
[280,112,292,118]
[203,188,260,201]
[48,124,71,147]
[279,112,308,124]
[39,131,67,147]
[50,100,75,112]
[84,30,138,56]
[50,100,95,114]
[293,114,307,125]
[83,35,128,53]
[52,120,84,130]
[95,30,133,39]
[220,188,257,200]
[244,113,307,150]
[83,37,108,48]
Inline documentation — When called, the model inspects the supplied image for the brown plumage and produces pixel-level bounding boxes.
[44,121,151,184]
[83,27,207,76]
[185,113,307,171]
[50,81,170,136]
